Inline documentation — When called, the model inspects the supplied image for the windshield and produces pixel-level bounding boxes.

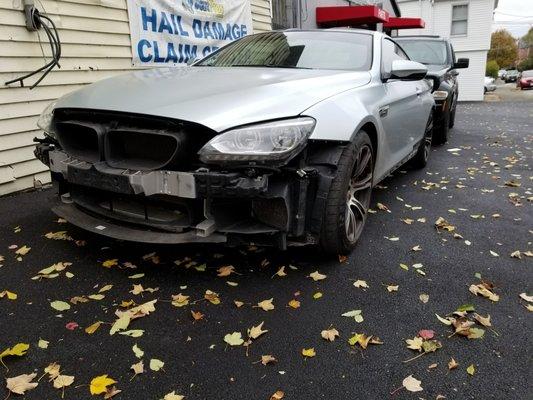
[395,40,448,65]
[196,31,373,71]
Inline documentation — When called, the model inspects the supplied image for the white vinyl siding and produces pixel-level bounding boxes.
[0,0,272,196]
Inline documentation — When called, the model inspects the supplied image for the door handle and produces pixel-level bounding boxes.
[379,106,389,118]
[416,88,422,96]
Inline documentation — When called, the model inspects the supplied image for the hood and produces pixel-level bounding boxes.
[55,67,371,132]
[424,65,449,78]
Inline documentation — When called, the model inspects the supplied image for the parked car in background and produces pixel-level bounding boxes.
[504,69,519,83]
[484,77,496,93]
[517,70,533,89]
[34,29,434,255]
[498,69,506,79]
[395,35,469,145]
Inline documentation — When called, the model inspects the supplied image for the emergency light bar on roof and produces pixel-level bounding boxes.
[383,17,425,29]
[316,5,389,27]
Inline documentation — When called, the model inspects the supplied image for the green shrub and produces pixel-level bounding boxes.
[485,60,499,78]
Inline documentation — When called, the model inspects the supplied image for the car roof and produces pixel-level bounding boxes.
[281,28,380,37]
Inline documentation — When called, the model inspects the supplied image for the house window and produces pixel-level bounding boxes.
[451,4,468,36]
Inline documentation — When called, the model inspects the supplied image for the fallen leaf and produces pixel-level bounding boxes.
[38,339,49,349]
[171,293,189,307]
[248,322,268,339]
[435,313,453,325]
[418,329,435,340]
[149,359,164,371]
[510,250,522,259]
[387,284,399,292]
[419,294,429,303]
[467,364,475,375]
[473,313,491,327]
[301,348,316,358]
[102,259,118,268]
[342,309,364,323]
[353,280,369,289]
[164,391,185,400]
[320,328,339,342]
[260,355,277,365]
[256,298,275,311]
[448,357,458,370]
[44,363,60,380]
[132,344,144,359]
[90,375,116,395]
[118,330,144,337]
[6,373,38,394]
[50,300,71,311]
[234,300,244,308]
[270,390,284,400]
[224,332,244,346]
[131,360,144,376]
[288,299,300,309]
[191,310,205,321]
[469,283,499,302]
[0,290,17,300]
[519,293,533,303]
[204,290,221,305]
[308,271,326,281]
[85,321,103,335]
[65,322,79,330]
[53,375,74,389]
[467,327,485,339]
[0,343,30,360]
[402,375,423,392]
[217,265,235,277]
[435,217,455,232]
[104,386,121,399]
[15,246,31,256]
[406,336,424,351]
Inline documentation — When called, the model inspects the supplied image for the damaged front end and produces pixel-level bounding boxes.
[35,109,346,249]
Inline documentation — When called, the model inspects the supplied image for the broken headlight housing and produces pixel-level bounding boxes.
[198,117,315,164]
[37,100,57,138]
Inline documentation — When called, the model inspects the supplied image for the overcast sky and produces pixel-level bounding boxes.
[492,0,532,38]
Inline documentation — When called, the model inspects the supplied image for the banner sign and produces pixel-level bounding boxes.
[126,0,253,66]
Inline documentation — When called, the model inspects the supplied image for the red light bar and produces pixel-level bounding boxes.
[316,5,389,27]
[383,17,425,29]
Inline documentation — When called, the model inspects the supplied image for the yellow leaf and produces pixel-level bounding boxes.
[132,344,144,359]
[288,299,300,309]
[308,271,326,281]
[234,300,244,308]
[260,355,277,365]
[99,284,113,293]
[313,292,323,299]
[164,391,185,400]
[387,285,399,292]
[38,339,49,349]
[256,298,275,311]
[44,362,61,380]
[224,332,244,346]
[467,364,475,375]
[15,245,31,256]
[85,321,103,335]
[53,375,74,389]
[405,337,424,351]
[131,360,144,376]
[102,259,118,268]
[248,322,268,339]
[301,348,316,358]
[0,290,17,300]
[89,375,116,395]
[353,280,369,289]
[171,293,189,307]
[0,343,30,359]
[204,290,221,305]
[274,266,286,277]
[50,300,71,311]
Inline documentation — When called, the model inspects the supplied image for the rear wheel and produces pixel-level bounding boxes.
[320,131,373,255]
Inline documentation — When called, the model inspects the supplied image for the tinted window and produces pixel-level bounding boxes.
[396,40,449,65]
[196,31,373,71]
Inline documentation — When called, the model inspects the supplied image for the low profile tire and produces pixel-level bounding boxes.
[320,131,373,255]
[432,109,449,145]
[410,112,434,170]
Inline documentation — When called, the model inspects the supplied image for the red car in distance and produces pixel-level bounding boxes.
[517,70,533,90]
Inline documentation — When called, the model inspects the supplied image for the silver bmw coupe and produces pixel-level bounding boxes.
[35,29,434,254]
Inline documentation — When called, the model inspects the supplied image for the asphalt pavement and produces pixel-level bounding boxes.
[0,101,531,400]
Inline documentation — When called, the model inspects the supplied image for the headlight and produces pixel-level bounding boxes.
[37,100,57,136]
[433,91,448,101]
[198,117,315,163]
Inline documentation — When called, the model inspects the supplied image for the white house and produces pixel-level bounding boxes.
[397,0,498,101]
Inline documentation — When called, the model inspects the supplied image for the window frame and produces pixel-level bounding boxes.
[450,3,469,37]
[381,38,411,80]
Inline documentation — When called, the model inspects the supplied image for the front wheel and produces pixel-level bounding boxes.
[320,131,373,255]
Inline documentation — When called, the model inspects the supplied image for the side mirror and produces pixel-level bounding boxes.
[453,58,469,69]
[389,60,427,81]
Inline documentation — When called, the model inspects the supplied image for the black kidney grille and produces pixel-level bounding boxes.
[52,109,215,171]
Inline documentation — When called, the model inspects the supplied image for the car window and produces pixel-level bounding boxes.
[521,70,533,78]
[395,40,448,65]
[196,31,373,71]
[381,38,408,77]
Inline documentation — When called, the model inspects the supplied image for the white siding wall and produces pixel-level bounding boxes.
[0,0,272,196]
[398,0,494,101]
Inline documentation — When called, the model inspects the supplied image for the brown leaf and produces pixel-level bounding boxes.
[448,357,459,370]
[320,328,339,342]
[270,390,285,400]
[473,313,492,327]
[191,310,205,321]
[104,386,122,399]
[217,265,235,277]
[260,355,277,365]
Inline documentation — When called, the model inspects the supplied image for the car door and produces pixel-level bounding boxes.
[379,38,427,168]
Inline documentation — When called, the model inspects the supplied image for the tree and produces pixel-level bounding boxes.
[486,60,499,78]
[488,29,518,68]
[517,28,533,71]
